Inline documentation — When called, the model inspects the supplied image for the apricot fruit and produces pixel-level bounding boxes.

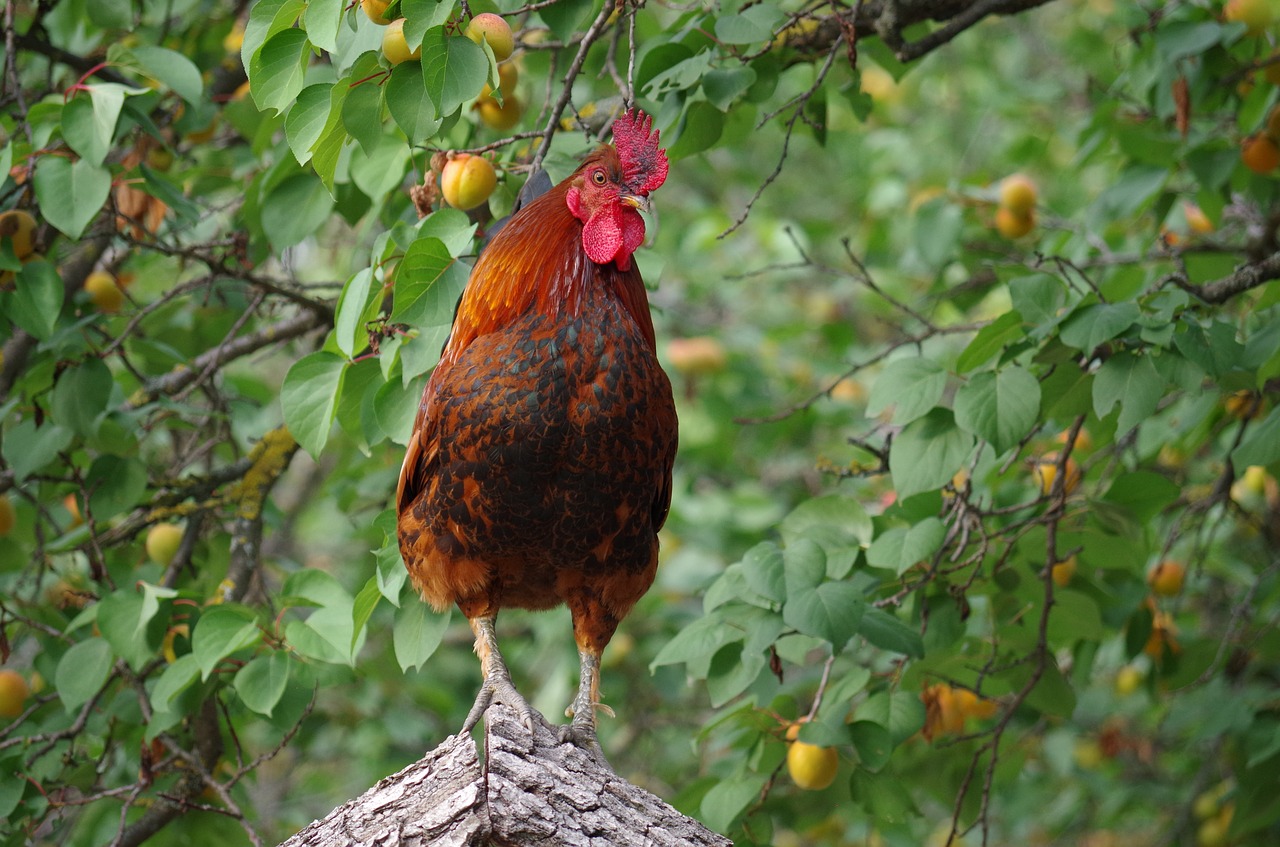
[465,13,514,61]
[786,740,838,790]
[439,154,497,211]
[382,19,421,65]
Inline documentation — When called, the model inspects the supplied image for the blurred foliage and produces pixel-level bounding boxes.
[2,0,1280,846]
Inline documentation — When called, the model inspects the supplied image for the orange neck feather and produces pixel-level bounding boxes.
[440,172,657,366]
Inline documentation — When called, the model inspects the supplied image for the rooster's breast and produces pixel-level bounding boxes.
[421,287,677,608]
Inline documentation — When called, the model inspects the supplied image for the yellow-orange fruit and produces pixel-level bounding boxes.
[0,494,15,535]
[1184,203,1214,234]
[439,154,497,211]
[666,336,728,376]
[464,13,514,61]
[998,173,1038,214]
[1224,389,1265,420]
[361,0,391,25]
[1147,560,1185,596]
[382,19,420,65]
[786,740,838,790]
[145,523,184,567]
[0,669,30,718]
[476,94,524,130]
[1052,555,1077,587]
[0,209,37,258]
[1033,452,1082,496]
[994,205,1035,239]
[1242,133,1280,173]
[85,270,125,312]
[1224,0,1274,36]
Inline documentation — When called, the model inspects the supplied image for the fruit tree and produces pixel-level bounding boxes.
[1,1,1279,846]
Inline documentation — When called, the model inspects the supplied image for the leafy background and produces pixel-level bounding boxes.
[2,0,1279,846]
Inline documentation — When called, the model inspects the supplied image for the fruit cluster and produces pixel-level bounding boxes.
[994,173,1037,239]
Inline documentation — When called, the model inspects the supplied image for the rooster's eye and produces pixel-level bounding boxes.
[592,170,607,185]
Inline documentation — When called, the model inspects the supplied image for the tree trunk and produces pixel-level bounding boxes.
[279,705,732,847]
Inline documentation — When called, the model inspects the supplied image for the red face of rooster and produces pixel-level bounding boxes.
[565,109,669,271]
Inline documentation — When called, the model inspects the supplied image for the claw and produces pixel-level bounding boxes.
[461,615,540,738]
[559,647,611,763]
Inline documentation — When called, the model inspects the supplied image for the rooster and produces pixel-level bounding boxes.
[396,109,677,751]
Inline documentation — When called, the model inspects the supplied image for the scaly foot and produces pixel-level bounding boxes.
[460,669,540,735]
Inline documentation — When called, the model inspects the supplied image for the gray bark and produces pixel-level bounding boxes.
[279,705,732,847]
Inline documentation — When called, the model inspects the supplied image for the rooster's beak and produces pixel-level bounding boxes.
[620,194,652,213]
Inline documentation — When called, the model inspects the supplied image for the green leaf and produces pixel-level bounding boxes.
[32,156,112,239]
[850,720,893,772]
[374,372,428,445]
[392,237,470,327]
[1008,274,1066,329]
[282,352,348,458]
[859,690,926,747]
[1059,302,1140,353]
[126,46,204,102]
[706,641,763,706]
[669,101,725,160]
[1102,471,1180,522]
[913,199,962,269]
[150,653,202,711]
[234,652,291,716]
[192,606,262,680]
[866,518,945,576]
[955,311,1025,373]
[715,6,783,44]
[96,590,155,670]
[888,409,975,500]
[85,455,147,521]
[352,576,384,649]
[56,638,114,711]
[2,419,73,481]
[1234,407,1280,467]
[703,67,757,111]
[393,600,452,673]
[421,28,487,119]
[8,259,64,339]
[782,540,865,651]
[868,357,946,425]
[1046,591,1104,646]
[343,71,387,155]
[1155,20,1226,61]
[739,541,785,604]
[286,83,334,166]
[62,97,109,167]
[539,0,594,40]
[334,267,375,359]
[1093,352,1163,436]
[779,494,872,578]
[249,27,309,115]
[261,171,335,249]
[51,357,112,436]
[302,0,343,53]
[283,569,360,665]
[700,770,770,833]
[386,61,442,146]
[651,609,737,670]
[858,608,924,658]
[850,768,918,824]
[953,366,1041,454]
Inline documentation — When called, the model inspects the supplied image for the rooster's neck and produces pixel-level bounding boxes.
[441,185,656,366]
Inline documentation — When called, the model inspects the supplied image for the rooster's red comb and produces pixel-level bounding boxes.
[613,109,668,196]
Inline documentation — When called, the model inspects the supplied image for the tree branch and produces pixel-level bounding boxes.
[1171,250,1280,304]
[280,705,732,847]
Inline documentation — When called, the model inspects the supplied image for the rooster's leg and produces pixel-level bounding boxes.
[560,645,610,751]
[460,615,540,735]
